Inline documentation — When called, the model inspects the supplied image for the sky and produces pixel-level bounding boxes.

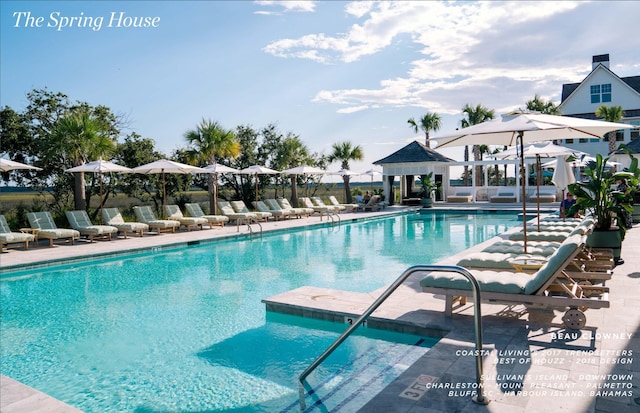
[2,0,639,178]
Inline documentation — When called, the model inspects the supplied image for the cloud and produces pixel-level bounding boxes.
[254,0,316,14]
[263,1,637,116]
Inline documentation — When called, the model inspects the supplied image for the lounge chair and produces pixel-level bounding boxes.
[447,191,473,203]
[457,233,613,277]
[327,196,357,212]
[356,195,382,212]
[299,197,336,219]
[133,206,180,233]
[421,239,610,329]
[529,190,557,203]
[65,210,119,242]
[275,198,313,218]
[490,190,517,203]
[26,211,80,247]
[0,214,34,250]
[218,201,257,229]
[311,196,342,213]
[253,200,290,220]
[184,203,228,228]
[230,200,272,222]
[165,205,208,231]
[102,208,149,238]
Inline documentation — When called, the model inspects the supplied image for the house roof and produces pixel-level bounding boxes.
[373,140,455,165]
[614,138,640,154]
[561,62,640,102]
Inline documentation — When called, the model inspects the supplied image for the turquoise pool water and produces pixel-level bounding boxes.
[1,211,519,412]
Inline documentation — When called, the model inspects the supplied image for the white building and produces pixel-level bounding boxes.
[557,54,640,156]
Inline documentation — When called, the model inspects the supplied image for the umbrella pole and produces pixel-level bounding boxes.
[162,170,166,218]
[99,172,103,224]
[214,172,218,215]
[518,133,528,254]
[536,155,541,232]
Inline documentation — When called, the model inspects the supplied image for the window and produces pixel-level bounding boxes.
[590,83,612,103]
[631,121,640,140]
[602,83,611,102]
[590,85,600,103]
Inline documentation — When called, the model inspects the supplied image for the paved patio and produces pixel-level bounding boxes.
[1,204,638,412]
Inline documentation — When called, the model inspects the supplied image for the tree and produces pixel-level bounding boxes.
[277,135,313,206]
[328,141,363,203]
[115,133,165,210]
[461,104,495,186]
[184,119,240,213]
[525,94,561,115]
[595,105,624,155]
[47,109,116,210]
[408,112,442,148]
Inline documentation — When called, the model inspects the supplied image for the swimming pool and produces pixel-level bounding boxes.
[1,211,519,412]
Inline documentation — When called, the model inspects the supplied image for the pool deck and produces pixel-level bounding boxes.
[2,203,639,413]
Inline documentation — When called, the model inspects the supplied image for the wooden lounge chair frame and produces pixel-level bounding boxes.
[184,203,228,228]
[165,205,207,231]
[66,210,119,242]
[422,240,610,329]
[133,206,179,233]
[26,211,80,247]
[102,207,149,238]
[0,214,34,251]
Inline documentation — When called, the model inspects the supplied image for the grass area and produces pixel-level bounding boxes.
[0,184,384,215]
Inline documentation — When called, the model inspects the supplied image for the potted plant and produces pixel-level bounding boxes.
[418,172,439,208]
[568,154,639,264]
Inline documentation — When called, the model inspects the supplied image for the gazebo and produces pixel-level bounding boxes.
[610,138,640,169]
[373,140,454,205]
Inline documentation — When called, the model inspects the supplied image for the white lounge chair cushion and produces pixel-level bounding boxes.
[420,270,530,294]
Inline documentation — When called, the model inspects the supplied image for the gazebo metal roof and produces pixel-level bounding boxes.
[373,141,454,165]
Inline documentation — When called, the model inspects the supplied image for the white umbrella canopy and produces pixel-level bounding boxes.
[329,168,360,177]
[552,156,576,196]
[432,111,632,253]
[280,165,326,175]
[239,165,280,200]
[65,159,133,173]
[200,163,240,214]
[133,159,208,213]
[0,158,43,172]
[66,159,133,222]
[361,169,382,189]
[281,165,327,198]
[496,142,587,159]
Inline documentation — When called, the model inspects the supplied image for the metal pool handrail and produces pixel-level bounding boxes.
[297,264,489,408]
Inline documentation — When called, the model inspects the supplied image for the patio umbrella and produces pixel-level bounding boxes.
[0,158,43,172]
[497,142,584,230]
[432,111,632,252]
[552,155,576,219]
[361,169,382,189]
[280,165,327,198]
[238,165,280,200]
[66,159,133,223]
[133,159,208,214]
[201,163,240,215]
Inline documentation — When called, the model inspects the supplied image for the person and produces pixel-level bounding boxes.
[363,191,371,203]
[560,192,577,218]
[615,178,633,229]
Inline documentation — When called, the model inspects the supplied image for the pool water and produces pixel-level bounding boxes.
[1,212,519,412]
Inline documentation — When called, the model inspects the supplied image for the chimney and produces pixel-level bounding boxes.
[592,54,610,70]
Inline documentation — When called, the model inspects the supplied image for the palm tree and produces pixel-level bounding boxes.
[408,112,442,148]
[525,94,561,115]
[461,104,495,186]
[51,110,114,210]
[279,136,312,206]
[328,141,363,203]
[185,118,241,213]
[595,105,624,154]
